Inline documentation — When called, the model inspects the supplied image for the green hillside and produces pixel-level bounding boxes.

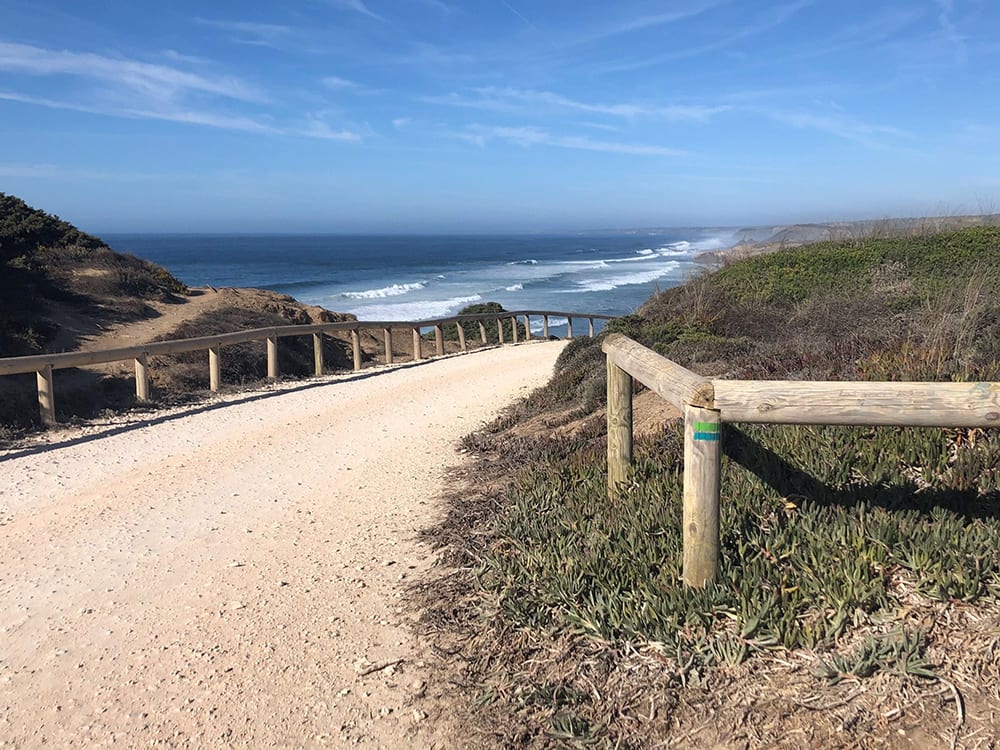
[435,226,1000,747]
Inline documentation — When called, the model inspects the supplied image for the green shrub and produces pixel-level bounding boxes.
[439,302,526,344]
[485,420,1000,670]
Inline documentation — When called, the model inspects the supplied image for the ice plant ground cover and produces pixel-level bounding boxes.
[421,225,1000,748]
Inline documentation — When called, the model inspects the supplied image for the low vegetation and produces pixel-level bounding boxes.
[152,306,354,392]
[0,192,187,358]
[439,301,528,343]
[423,226,1000,748]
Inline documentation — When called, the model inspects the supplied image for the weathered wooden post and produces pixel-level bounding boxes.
[267,336,278,380]
[524,315,532,341]
[683,404,722,588]
[457,321,467,352]
[566,317,574,339]
[209,345,221,391]
[606,356,633,498]
[412,327,422,361]
[511,316,519,343]
[134,353,149,402]
[434,324,444,356]
[479,321,488,344]
[588,318,595,337]
[313,333,324,376]
[351,329,362,371]
[497,318,505,344]
[383,328,394,364]
[37,365,55,426]
[543,315,549,338]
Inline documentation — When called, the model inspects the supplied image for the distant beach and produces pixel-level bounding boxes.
[103,231,738,335]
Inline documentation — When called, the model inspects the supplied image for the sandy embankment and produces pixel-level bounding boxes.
[0,340,567,748]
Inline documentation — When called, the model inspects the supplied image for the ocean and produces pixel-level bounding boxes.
[103,231,737,336]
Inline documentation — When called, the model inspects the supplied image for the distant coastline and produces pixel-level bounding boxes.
[694,213,1000,263]
[102,231,728,329]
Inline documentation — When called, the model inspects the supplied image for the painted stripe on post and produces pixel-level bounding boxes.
[693,421,720,441]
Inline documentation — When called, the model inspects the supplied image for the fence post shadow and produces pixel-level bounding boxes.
[722,425,1000,521]
[721,426,833,502]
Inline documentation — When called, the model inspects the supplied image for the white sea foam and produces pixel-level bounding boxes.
[557,260,610,268]
[529,316,568,334]
[505,283,524,292]
[572,262,682,292]
[659,236,729,254]
[342,282,425,299]
[605,254,655,264]
[506,259,538,265]
[347,294,483,321]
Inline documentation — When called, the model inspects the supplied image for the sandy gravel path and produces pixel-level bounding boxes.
[0,341,567,749]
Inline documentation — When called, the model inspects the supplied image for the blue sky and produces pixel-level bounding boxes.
[1,0,999,233]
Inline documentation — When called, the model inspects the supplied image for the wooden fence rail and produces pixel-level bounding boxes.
[0,310,611,427]
[603,333,1000,589]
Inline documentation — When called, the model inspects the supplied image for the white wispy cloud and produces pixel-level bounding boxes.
[0,89,280,134]
[0,162,64,178]
[410,0,452,12]
[500,1,533,28]
[426,87,729,122]
[604,0,814,71]
[0,41,266,103]
[323,75,361,90]
[571,1,730,43]
[934,0,967,63]
[460,125,686,157]
[301,119,364,141]
[327,0,382,20]
[758,108,911,146]
[161,49,212,66]
[0,90,363,142]
[195,18,293,40]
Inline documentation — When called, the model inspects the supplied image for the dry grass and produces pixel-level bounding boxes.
[413,226,1000,749]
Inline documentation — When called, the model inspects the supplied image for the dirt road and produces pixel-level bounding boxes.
[0,341,567,748]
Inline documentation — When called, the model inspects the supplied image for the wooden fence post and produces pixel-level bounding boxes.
[412,327,422,361]
[524,315,532,341]
[682,404,722,588]
[479,321,488,344]
[313,333,324,377]
[434,324,444,356]
[383,328,394,365]
[457,322,467,352]
[37,365,55,426]
[267,336,278,380]
[351,329,362,372]
[209,345,221,391]
[606,357,633,498]
[543,315,549,338]
[511,316,519,343]
[566,317,574,339]
[134,353,149,402]
[497,318,505,344]
[589,318,595,337]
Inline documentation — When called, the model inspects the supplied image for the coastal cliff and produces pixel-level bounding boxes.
[0,193,362,429]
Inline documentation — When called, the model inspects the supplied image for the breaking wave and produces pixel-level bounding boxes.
[342,282,425,299]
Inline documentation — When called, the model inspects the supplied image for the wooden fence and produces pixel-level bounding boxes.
[0,310,611,427]
[603,333,1000,589]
